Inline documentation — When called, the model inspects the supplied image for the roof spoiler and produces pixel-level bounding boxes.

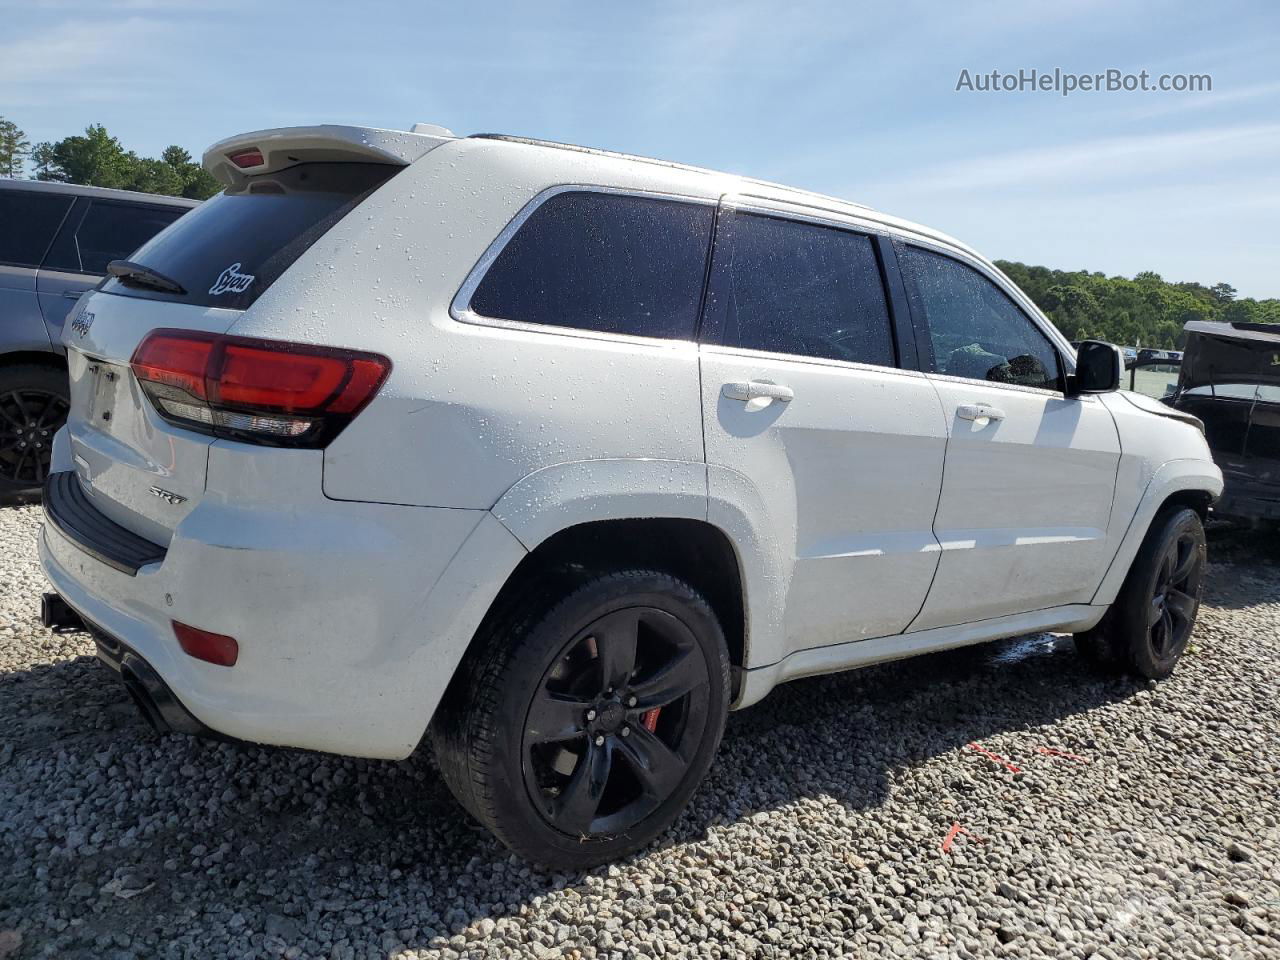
[202,123,456,188]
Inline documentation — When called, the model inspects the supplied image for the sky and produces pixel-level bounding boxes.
[3,0,1279,297]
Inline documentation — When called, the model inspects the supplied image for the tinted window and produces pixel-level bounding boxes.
[706,213,895,366]
[902,246,1061,391]
[0,191,73,267]
[101,162,400,309]
[45,200,185,275]
[470,191,713,340]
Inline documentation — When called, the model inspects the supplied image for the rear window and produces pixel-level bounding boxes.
[102,162,401,309]
[468,191,714,340]
[0,191,73,268]
[44,200,186,275]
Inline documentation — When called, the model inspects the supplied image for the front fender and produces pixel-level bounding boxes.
[1092,458,1223,606]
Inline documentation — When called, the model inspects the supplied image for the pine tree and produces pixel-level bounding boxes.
[0,118,31,177]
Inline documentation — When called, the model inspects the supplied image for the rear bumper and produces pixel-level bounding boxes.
[39,468,523,759]
[1214,489,1280,521]
[1214,467,1280,521]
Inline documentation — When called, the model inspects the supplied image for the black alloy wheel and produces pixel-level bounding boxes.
[430,569,730,869]
[1074,505,1207,679]
[1146,527,1203,662]
[522,605,711,838]
[0,366,70,494]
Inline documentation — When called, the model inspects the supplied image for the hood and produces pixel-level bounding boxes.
[1119,391,1205,432]
[1180,322,1280,393]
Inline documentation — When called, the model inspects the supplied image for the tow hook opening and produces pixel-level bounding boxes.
[40,593,86,634]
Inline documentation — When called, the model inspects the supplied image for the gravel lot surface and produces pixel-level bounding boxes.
[2,503,1278,959]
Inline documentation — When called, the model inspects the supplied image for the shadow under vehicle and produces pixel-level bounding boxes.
[1127,321,1280,525]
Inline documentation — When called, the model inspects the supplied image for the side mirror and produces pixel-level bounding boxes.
[1067,340,1123,396]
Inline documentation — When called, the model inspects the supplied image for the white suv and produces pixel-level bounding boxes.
[39,123,1223,868]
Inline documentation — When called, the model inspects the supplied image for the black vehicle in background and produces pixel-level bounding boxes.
[1169,321,1280,524]
[0,180,198,497]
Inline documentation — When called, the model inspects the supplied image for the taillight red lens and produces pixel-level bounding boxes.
[216,343,352,411]
[173,620,239,667]
[130,330,391,447]
[228,148,264,169]
[131,333,213,399]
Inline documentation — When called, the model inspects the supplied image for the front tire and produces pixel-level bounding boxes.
[1075,506,1207,679]
[430,569,730,869]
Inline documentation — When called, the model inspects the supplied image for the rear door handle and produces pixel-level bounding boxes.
[723,381,794,403]
[956,402,1006,422]
[62,291,84,300]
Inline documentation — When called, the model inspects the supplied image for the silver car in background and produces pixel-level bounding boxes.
[0,180,197,497]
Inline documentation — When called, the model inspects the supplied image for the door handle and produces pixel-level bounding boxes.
[723,380,794,403]
[956,402,1006,422]
[62,291,83,300]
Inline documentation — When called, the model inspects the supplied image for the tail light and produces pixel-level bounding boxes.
[228,147,264,169]
[131,329,391,448]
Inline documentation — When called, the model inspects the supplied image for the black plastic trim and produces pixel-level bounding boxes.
[89,626,227,739]
[43,471,166,576]
[874,235,919,372]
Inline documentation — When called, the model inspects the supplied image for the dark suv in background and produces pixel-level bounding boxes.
[0,180,197,497]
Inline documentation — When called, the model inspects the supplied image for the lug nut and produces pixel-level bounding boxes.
[627,695,637,707]
[621,726,630,737]
[594,735,605,746]
[586,709,597,721]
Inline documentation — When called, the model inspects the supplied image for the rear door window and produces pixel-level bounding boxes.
[0,191,74,267]
[468,191,714,340]
[44,200,186,275]
[901,245,1063,391]
[702,211,896,367]
[100,162,401,309]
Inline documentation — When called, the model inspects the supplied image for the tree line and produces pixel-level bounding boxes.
[996,261,1279,349]
[0,117,219,199]
[1,117,1276,344]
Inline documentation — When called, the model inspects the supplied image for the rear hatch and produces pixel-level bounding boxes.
[60,129,432,544]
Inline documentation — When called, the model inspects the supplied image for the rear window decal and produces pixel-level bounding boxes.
[209,263,255,296]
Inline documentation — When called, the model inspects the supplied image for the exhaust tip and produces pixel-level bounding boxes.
[120,667,168,734]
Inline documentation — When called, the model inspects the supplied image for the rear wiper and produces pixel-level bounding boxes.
[107,260,187,295]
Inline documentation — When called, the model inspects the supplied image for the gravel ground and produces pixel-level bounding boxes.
[1,504,1278,960]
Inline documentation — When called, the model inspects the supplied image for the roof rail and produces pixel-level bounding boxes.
[468,133,872,212]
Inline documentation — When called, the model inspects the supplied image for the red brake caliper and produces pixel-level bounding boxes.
[640,708,661,732]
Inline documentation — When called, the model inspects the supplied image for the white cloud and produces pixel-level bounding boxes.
[1126,80,1280,120]
[0,15,179,109]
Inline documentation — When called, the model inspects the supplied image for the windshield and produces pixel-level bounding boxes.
[100,162,401,310]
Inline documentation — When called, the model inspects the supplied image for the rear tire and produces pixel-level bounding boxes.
[430,569,730,870]
[0,364,69,500]
[1074,506,1207,679]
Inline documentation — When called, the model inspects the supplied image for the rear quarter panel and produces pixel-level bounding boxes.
[228,138,727,509]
